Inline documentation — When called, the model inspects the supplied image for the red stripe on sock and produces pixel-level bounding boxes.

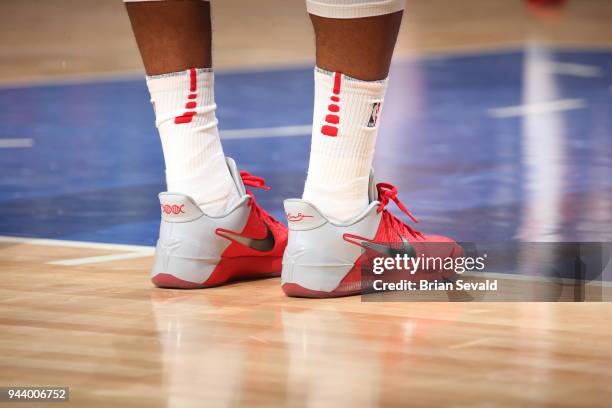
[174,69,199,124]
[174,112,196,124]
[333,72,341,94]
[189,68,197,92]
[321,125,338,137]
[330,95,340,102]
[328,104,339,113]
[325,114,339,124]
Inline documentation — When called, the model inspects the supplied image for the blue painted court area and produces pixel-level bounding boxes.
[0,48,611,246]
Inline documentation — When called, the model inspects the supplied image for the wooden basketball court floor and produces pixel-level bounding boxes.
[1,1,612,406]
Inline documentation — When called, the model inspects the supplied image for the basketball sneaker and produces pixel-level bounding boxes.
[151,157,287,288]
[282,173,462,298]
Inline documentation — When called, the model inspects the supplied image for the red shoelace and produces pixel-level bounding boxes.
[376,182,424,239]
[240,171,271,191]
[240,171,281,226]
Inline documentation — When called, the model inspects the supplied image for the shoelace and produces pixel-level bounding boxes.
[376,182,424,239]
[239,171,281,226]
[240,171,271,191]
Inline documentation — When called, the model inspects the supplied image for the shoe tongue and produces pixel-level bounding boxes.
[368,169,377,203]
[225,156,247,197]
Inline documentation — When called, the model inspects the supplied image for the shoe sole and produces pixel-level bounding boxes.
[152,256,282,289]
[281,282,361,298]
[153,271,281,289]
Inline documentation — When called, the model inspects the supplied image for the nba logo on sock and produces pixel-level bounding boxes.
[367,102,381,128]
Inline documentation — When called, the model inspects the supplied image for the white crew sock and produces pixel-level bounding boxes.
[146,68,239,216]
[303,68,388,222]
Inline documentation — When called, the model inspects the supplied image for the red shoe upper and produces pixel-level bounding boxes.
[335,182,461,294]
[216,171,288,259]
[374,183,454,240]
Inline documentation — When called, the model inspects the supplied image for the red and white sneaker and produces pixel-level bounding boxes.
[151,157,287,288]
[282,174,462,298]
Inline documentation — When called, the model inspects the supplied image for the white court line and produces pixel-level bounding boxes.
[488,98,586,118]
[48,250,154,266]
[0,138,33,148]
[536,61,603,77]
[0,235,153,251]
[0,126,310,153]
[0,235,154,266]
[221,125,311,139]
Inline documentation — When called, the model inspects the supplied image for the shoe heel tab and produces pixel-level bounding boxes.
[283,199,328,231]
[225,156,247,197]
[159,193,204,223]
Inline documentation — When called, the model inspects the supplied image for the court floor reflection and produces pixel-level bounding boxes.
[150,288,287,407]
[147,280,612,407]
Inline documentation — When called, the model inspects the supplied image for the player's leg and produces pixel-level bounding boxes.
[125,0,286,288]
[126,0,212,75]
[302,0,403,222]
[282,0,461,297]
[310,3,402,81]
[125,0,235,215]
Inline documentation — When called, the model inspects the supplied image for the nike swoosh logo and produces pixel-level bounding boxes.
[343,233,416,258]
[215,223,276,252]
